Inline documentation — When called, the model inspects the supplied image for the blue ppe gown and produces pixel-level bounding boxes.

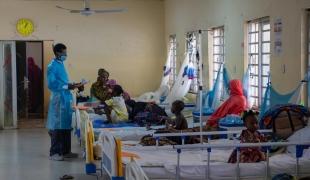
[46,59,73,130]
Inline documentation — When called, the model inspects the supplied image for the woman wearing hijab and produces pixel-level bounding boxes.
[90,68,111,102]
[206,79,247,128]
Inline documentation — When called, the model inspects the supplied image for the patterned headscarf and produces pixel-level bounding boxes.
[107,79,117,86]
[98,68,109,77]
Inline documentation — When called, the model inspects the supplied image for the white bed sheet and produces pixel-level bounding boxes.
[121,143,310,180]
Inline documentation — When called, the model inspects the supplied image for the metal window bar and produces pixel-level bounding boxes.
[212,27,225,84]
[248,17,270,107]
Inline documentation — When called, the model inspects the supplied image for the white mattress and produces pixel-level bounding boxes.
[122,142,310,180]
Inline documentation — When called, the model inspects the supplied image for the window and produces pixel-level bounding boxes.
[247,17,270,107]
[186,32,199,93]
[168,35,177,87]
[211,27,225,85]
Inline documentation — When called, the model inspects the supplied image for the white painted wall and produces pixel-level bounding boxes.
[165,0,310,96]
[0,0,166,97]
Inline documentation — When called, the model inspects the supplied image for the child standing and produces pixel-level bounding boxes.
[104,85,129,123]
[228,110,267,163]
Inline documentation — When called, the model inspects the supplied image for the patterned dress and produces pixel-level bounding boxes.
[90,81,111,102]
[228,129,266,163]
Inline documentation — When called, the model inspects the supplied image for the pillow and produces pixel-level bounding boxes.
[286,127,310,159]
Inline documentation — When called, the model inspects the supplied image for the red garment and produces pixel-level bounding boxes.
[207,79,247,127]
[27,57,42,113]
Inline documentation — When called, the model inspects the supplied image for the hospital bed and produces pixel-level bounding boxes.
[96,130,310,180]
[87,125,309,180]
[77,105,309,180]
[72,104,201,146]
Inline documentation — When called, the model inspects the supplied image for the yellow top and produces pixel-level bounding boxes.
[105,96,128,122]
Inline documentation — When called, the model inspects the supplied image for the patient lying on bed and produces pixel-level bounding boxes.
[228,110,267,163]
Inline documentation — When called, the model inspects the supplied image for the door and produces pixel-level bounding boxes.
[0,41,17,129]
[16,41,44,122]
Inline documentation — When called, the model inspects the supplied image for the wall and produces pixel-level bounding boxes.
[43,41,53,118]
[165,0,310,95]
[0,0,166,98]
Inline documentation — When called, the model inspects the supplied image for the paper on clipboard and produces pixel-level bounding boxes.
[80,78,89,85]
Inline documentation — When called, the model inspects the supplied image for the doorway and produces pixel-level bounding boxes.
[16,41,44,128]
[0,40,54,129]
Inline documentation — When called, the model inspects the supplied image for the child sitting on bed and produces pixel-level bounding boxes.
[163,100,188,131]
[228,110,267,163]
[103,85,129,123]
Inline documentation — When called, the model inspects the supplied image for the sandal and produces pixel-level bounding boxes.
[60,175,74,180]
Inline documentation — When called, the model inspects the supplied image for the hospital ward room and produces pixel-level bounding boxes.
[1,0,310,180]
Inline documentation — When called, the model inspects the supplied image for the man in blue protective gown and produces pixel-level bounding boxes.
[47,43,82,161]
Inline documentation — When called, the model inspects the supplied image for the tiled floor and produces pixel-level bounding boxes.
[18,119,45,129]
[0,128,102,180]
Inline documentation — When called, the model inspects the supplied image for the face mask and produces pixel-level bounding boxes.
[59,55,67,61]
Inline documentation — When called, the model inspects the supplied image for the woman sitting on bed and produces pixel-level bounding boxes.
[228,110,267,163]
[103,85,129,123]
[90,68,111,103]
[206,79,247,129]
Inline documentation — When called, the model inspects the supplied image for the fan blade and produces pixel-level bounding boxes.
[56,5,75,11]
[93,8,128,13]
[70,10,82,13]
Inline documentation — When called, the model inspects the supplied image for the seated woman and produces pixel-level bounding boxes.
[90,68,111,102]
[206,79,247,129]
[107,79,131,101]
[103,85,129,123]
[228,110,267,163]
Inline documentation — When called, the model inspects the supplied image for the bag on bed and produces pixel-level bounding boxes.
[260,104,309,140]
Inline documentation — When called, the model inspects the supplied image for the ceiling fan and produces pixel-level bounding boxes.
[56,0,128,16]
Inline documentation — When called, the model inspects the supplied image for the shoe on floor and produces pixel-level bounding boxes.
[49,154,64,161]
[60,174,74,180]
[63,152,79,158]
